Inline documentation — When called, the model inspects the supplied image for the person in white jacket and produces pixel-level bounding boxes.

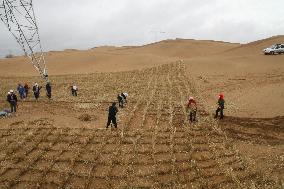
[71,85,78,96]
[121,92,128,103]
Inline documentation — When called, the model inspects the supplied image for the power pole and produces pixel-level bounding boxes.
[0,0,48,81]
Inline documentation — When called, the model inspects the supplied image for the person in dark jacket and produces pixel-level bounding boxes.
[215,94,225,119]
[106,102,118,128]
[117,94,124,108]
[7,90,18,113]
[24,83,30,97]
[33,83,42,100]
[46,82,52,99]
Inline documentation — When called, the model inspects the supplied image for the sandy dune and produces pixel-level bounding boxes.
[0,36,283,188]
[185,35,284,118]
[224,35,284,55]
[0,36,283,117]
[0,38,239,76]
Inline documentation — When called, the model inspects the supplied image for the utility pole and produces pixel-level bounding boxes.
[0,0,48,81]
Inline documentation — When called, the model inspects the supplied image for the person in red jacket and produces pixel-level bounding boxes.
[187,97,197,122]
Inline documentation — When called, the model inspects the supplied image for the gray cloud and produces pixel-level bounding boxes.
[1,0,284,57]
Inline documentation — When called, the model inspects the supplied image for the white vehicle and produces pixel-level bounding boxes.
[263,44,284,55]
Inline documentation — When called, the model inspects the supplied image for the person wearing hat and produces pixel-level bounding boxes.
[106,102,119,128]
[215,94,225,119]
[33,83,42,100]
[187,97,197,122]
[121,92,128,103]
[71,85,78,96]
[7,90,18,113]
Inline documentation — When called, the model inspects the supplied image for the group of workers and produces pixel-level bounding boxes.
[5,82,44,113]
[106,93,128,128]
[4,83,80,115]
[106,92,225,128]
[3,82,225,126]
[187,93,225,122]
[17,83,29,99]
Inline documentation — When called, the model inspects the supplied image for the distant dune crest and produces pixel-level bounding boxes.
[0,35,283,76]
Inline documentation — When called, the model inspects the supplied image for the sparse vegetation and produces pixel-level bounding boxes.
[0,62,282,188]
[78,114,92,122]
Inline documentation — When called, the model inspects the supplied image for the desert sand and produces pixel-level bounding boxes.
[0,35,283,188]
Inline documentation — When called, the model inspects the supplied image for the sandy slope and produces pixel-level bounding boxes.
[0,49,174,76]
[0,36,283,118]
[0,39,239,76]
[186,35,284,118]
[1,36,284,118]
[116,39,240,58]
[0,63,282,188]
[0,36,283,188]
[224,35,284,55]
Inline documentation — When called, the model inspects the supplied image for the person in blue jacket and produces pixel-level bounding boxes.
[17,84,26,100]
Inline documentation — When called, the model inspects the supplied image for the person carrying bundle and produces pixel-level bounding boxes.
[187,97,197,122]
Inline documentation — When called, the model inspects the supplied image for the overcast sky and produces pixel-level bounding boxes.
[0,0,284,57]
